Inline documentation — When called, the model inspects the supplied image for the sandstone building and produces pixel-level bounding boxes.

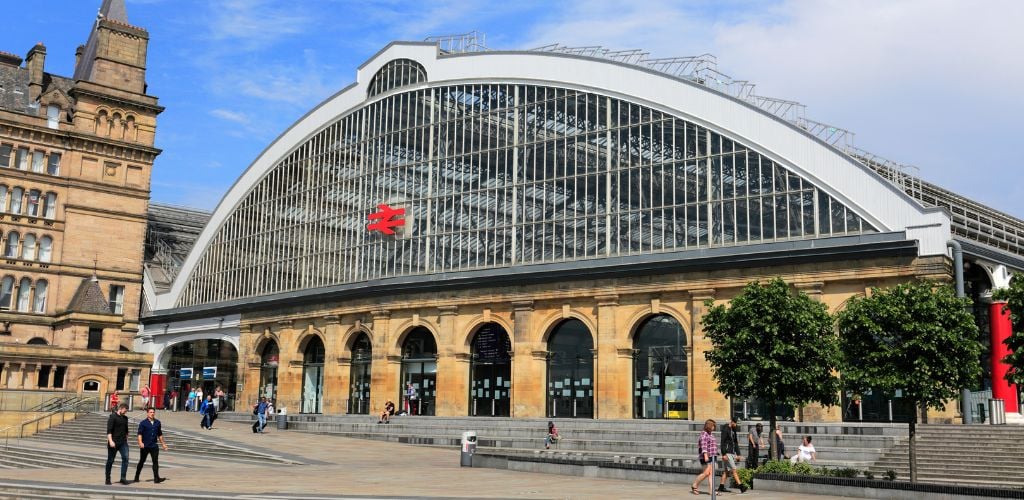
[141,36,1022,423]
[0,0,159,402]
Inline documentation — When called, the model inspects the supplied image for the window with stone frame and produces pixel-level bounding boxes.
[108,285,125,315]
[0,144,11,168]
[52,366,66,389]
[31,151,44,173]
[15,147,28,170]
[46,152,60,176]
[87,327,103,350]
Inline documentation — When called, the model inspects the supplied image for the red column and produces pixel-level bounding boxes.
[150,373,167,410]
[989,301,1019,413]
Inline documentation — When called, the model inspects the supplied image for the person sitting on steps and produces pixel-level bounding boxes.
[544,421,560,449]
[378,400,395,424]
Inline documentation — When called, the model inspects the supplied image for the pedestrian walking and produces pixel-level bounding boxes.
[195,387,204,412]
[186,388,196,412]
[252,397,269,433]
[200,395,217,429]
[104,403,131,485]
[134,408,168,484]
[746,422,765,468]
[108,391,119,413]
[691,419,718,495]
[140,384,151,410]
[215,385,226,411]
[405,382,418,415]
[718,417,748,493]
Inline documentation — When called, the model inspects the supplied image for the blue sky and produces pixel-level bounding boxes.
[3,1,1022,217]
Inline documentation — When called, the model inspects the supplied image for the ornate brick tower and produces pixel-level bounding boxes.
[0,0,160,403]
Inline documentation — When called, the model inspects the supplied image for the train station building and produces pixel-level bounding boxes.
[140,35,1023,423]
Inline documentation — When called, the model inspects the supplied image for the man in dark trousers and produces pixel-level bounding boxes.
[105,403,131,485]
[134,407,168,483]
[718,417,748,493]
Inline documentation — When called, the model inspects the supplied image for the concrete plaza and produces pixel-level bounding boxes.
[0,410,854,499]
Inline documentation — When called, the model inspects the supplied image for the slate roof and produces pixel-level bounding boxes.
[0,64,31,114]
[66,275,113,315]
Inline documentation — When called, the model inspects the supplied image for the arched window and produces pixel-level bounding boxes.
[43,192,57,219]
[367,59,427,98]
[27,337,47,345]
[547,319,594,418]
[633,314,688,419]
[32,279,47,313]
[0,184,7,211]
[96,111,108,136]
[400,327,437,416]
[301,336,325,414]
[469,323,512,417]
[0,276,13,310]
[260,340,279,402]
[10,187,23,214]
[21,234,36,260]
[16,277,31,312]
[83,380,100,392]
[348,333,372,414]
[38,236,52,262]
[26,190,40,217]
[5,231,19,258]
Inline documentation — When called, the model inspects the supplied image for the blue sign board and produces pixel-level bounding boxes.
[202,366,217,380]
[179,367,193,379]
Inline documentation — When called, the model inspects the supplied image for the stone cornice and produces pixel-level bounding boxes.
[689,288,716,301]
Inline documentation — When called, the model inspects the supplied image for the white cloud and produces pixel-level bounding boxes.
[210,108,249,125]
[203,0,313,50]
[516,0,1024,216]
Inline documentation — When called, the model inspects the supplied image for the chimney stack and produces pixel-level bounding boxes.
[25,43,46,101]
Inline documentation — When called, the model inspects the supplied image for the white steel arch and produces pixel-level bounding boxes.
[156,42,948,310]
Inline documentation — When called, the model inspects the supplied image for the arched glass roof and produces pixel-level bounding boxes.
[176,83,874,307]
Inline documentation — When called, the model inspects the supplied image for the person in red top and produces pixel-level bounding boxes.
[109,391,120,413]
[691,419,719,495]
[141,385,151,410]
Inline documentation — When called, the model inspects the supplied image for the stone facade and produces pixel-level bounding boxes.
[236,253,958,423]
[0,1,158,401]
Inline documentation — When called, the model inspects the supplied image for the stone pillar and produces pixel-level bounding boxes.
[595,294,629,419]
[990,300,1019,413]
[48,365,57,389]
[510,300,544,417]
[238,324,260,411]
[8,363,22,389]
[323,315,345,414]
[435,306,467,416]
[30,364,41,390]
[0,363,7,388]
[689,289,728,420]
[275,320,300,413]
[369,309,395,413]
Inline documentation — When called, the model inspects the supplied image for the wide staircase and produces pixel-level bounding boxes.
[20,412,301,467]
[219,412,902,470]
[867,424,1024,487]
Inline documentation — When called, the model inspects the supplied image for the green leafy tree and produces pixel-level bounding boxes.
[837,281,981,482]
[994,277,1024,386]
[702,277,841,461]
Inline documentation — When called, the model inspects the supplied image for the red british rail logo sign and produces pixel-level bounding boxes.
[367,204,406,235]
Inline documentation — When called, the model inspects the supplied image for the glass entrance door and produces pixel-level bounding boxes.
[401,360,436,415]
[349,361,371,414]
[301,337,325,414]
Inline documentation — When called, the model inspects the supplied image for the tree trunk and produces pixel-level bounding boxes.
[908,409,917,483]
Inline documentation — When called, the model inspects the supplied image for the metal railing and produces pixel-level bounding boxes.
[1,396,98,449]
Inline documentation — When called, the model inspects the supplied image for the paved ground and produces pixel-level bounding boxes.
[0,410,856,499]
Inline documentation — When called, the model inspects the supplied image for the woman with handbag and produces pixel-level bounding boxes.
[691,419,718,495]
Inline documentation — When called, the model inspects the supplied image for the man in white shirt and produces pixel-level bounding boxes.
[790,435,816,464]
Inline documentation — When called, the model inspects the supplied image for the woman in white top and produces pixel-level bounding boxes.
[790,435,816,464]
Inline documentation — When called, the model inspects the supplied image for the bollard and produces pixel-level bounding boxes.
[277,407,288,430]
[460,431,477,466]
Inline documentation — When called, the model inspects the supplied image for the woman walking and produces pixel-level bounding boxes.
[691,419,718,495]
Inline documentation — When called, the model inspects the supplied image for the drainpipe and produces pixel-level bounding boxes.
[948,240,971,424]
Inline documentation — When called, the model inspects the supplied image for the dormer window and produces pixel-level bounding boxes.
[367,59,427,98]
[46,105,59,129]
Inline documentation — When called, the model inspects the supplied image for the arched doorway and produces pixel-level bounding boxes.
[348,332,372,414]
[469,323,512,417]
[547,319,594,418]
[166,339,239,411]
[400,327,436,416]
[301,336,325,414]
[259,341,279,402]
[633,314,688,419]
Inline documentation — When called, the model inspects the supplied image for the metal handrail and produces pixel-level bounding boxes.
[2,396,98,449]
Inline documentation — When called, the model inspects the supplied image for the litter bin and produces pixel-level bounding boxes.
[277,407,288,430]
[460,431,477,467]
[989,399,1006,425]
